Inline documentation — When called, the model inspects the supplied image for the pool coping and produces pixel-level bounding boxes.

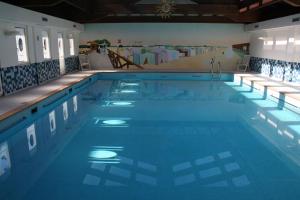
[0,72,97,122]
[1,70,295,125]
[0,70,241,124]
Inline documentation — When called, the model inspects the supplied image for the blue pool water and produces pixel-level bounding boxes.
[1,73,300,200]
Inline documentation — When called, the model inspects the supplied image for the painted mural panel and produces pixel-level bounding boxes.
[80,39,248,72]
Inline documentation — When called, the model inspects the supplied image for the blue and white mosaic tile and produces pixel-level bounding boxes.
[0,56,81,96]
[36,59,60,84]
[0,74,3,96]
[65,56,80,74]
[0,64,38,95]
[250,57,300,83]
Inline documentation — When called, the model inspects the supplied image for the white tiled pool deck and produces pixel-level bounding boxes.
[234,73,300,108]
[1,70,300,122]
[0,71,97,121]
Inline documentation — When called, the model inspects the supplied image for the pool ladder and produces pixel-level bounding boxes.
[210,58,221,80]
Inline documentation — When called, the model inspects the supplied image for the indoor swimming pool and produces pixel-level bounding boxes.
[1,73,300,200]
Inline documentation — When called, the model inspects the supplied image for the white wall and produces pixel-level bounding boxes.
[247,14,300,62]
[81,23,249,46]
[249,26,300,62]
[0,2,83,68]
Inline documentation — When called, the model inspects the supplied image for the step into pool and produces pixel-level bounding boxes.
[1,73,300,200]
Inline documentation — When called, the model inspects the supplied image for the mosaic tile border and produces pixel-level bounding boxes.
[37,59,60,85]
[250,57,300,82]
[0,63,39,95]
[0,56,80,96]
[65,56,80,74]
[0,74,3,96]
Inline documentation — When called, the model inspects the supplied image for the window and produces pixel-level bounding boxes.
[58,33,65,74]
[58,33,64,59]
[275,37,287,51]
[275,40,287,45]
[42,31,51,59]
[69,38,75,56]
[15,28,28,63]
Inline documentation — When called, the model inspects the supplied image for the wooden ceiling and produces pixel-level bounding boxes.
[2,0,300,23]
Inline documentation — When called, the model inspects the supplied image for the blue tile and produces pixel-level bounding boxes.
[65,56,80,74]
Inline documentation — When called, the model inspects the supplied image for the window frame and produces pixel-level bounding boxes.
[41,30,51,60]
[57,33,64,59]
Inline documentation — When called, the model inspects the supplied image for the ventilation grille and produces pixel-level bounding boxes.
[42,17,48,22]
[292,17,300,22]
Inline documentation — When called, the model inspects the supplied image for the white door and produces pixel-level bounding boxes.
[58,33,65,75]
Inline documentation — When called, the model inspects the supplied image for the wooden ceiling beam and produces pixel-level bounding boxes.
[93,4,240,15]
[282,0,300,7]
[77,15,238,23]
[19,0,90,13]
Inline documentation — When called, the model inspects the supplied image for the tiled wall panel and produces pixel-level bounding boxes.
[0,72,3,96]
[0,64,38,95]
[250,57,300,83]
[36,59,60,84]
[0,56,80,96]
[65,56,80,74]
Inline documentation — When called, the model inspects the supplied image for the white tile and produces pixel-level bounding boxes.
[224,162,240,172]
[137,161,157,172]
[195,156,215,166]
[91,163,106,171]
[136,173,157,186]
[118,156,134,165]
[174,174,196,186]
[82,174,100,186]
[109,166,131,179]
[205,180,229,187]
[199,167,222,179]
[218,151,232,159]
[173,162,192,172]
[232,175,250,187]
[105,180,126,187]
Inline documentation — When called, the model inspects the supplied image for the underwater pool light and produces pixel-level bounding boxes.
[120,89,137,94]
[102,120,126,125]
[112,101,133,106]
[120,82,140,86]
[89,150,117,159]
[102,101,135,107]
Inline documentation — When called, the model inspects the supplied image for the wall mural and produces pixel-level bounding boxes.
[80,39,248,70]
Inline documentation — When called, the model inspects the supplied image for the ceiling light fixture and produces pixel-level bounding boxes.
[157,0,175,19]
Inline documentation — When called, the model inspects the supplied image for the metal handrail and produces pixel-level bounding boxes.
[210,57,215,79]
[210,57,221,80]
[217,61,221,79]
